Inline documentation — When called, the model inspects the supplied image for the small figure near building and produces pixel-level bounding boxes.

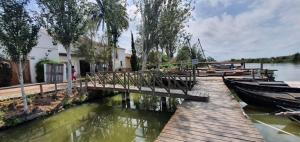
[72,66,76,81]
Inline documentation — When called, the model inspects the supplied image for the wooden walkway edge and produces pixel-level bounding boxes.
[155,77,264,142]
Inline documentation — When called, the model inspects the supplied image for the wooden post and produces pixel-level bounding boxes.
[79,79,82,92]
[85,78,88,91]
[94,74,96,87]
[54,82,58,93]
[40,84,44,95]
[113,72,115,89]
[251,69,255,79]
[161,97,167,111]
[167,74,171,94]
[124,72,126,89]
[185,74,188,95]
[127,72,130,91]
[192,65,196,85]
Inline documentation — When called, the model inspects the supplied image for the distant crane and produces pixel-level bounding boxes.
[197,38,209,68]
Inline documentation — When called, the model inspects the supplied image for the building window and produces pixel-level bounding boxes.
[120,61,123,67]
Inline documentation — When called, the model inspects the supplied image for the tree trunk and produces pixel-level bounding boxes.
[18,58,29,113]
[141,53,148,71]
[66,45,72,96]
[113,47,116,71]
[157,47,161,70]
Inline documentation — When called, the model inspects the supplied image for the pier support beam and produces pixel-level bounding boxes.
[161,97,167,111]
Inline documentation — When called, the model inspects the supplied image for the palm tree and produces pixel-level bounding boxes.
[91,0,129,71]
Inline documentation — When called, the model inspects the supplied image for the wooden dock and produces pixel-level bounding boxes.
[156,77,264,142]
[86,71,209,102]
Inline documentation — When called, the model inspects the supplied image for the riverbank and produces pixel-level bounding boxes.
[0,89,88,130]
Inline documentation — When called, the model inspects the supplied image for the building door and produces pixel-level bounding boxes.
[80,60,90,76]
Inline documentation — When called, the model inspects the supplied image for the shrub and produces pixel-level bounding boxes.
[0,62,12,87]
[35,59,58,83]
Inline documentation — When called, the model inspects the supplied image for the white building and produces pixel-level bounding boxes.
[0,29,126,83]
[113,47,126,71]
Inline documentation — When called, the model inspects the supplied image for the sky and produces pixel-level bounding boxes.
[28,0,300,61]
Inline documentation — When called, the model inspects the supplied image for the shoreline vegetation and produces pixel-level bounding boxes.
[230,53,300,63]
[0,89,113,130]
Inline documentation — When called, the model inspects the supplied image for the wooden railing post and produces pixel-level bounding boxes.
[85,77,88,91]
[123,72,126,89]
[139,71,142,92]
[127,72,130,91]
[94,73,96,87]
[40,84,44,95]
[54,82,58,94]
[113,72,115,89]
[152,71,155,94]
[167,73,171,94]
[185,74,188,95]
[79,79,82,92]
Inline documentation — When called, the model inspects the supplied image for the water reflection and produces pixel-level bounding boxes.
[244,105,300,142]
[0,93,182,142]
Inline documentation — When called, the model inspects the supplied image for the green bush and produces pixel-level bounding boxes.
[35,59,58,83]
[0,62,12,87]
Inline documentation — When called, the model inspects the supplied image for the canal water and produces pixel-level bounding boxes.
[243,63,300,141]
[0,93,182,142]
[246,63,300,81]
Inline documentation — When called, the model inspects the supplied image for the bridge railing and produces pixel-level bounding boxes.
[85,70,193,95]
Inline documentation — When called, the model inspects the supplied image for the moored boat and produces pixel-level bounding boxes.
[223,77,299,93]
[222,76,286,89]
[233,86,300,108]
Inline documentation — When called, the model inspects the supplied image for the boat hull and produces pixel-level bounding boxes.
[223,77,299,93]
[234,86,300,109]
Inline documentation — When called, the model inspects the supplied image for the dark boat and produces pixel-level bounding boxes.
[277,107,300,124]
[223,77,300,93]
[234,86,300,108]
[222,76,288,89]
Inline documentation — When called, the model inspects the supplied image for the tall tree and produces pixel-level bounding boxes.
[136,0,164,70]
[91,0,128,71]
[158,0,193,59]
[130,32,139,71]
[38,0,88,95]
[0,0,40,113]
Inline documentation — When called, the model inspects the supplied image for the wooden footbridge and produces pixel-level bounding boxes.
[85,71,208,102]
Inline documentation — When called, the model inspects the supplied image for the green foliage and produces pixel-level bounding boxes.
[91,0,129,70]
[161,62,176,69]
[38,0,89,47]
[130,32,139,71]
[162,54,169,63]
[207,56,216,62]
[293,53,300,63]
[0,61,12,87]
[0,0,40,62]
[176,46,191,62]
[158,0,193,58]
[35,59,58,83]
[232,53,300,63]
[148,51,160,67]
[4,117,23,127]
[62,98,73,108]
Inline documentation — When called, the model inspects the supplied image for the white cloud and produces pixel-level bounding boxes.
[186,0,300,60]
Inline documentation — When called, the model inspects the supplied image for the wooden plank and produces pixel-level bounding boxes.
[156,77,264,142]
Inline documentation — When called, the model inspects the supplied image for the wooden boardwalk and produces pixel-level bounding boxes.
[86,71,209,102]
[156,77,264,142]
[87,83,209,102]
